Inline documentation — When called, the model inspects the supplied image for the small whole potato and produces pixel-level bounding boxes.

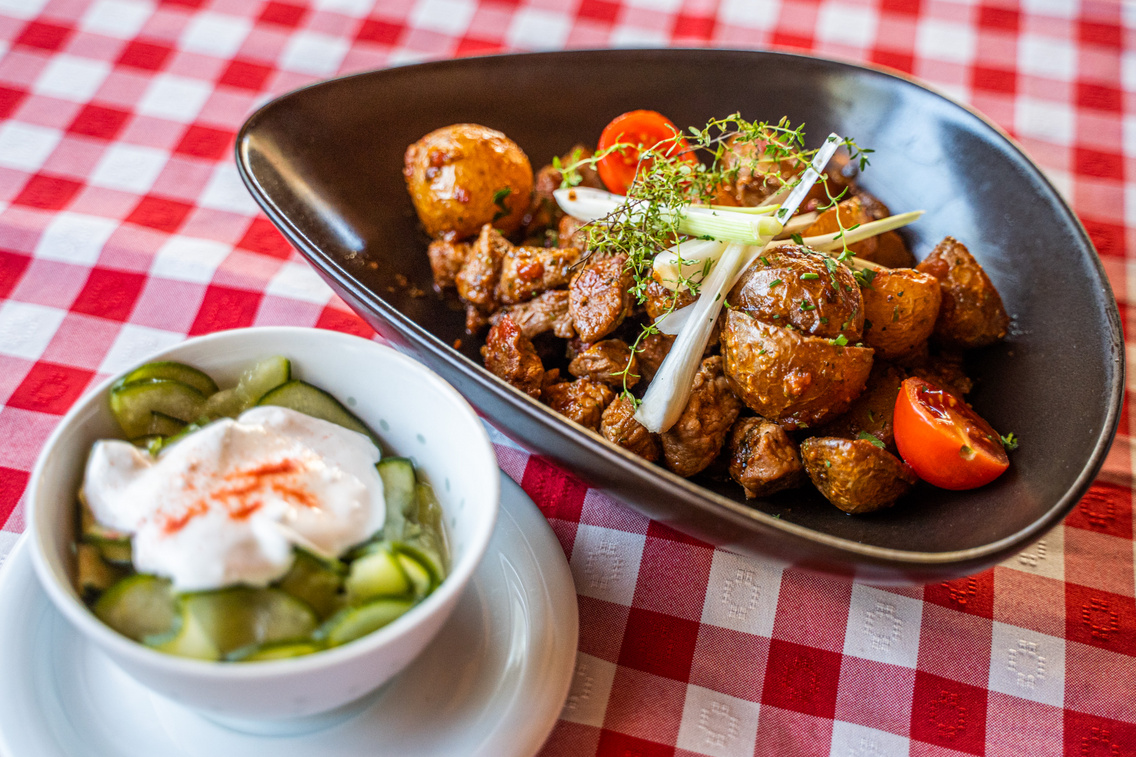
[404,124,533,239]
[861,267,941,360]
[720,310,874,429]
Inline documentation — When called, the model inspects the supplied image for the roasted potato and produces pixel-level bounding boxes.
[404,124,533,239]
[860,267,941,360]
[916,236,1009,348]
[728,244,864,341]
[800,437,918,514]
[720,310,874,429]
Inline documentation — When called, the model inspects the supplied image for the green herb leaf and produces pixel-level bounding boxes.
[858,431,885,449]
[491,187,513,223]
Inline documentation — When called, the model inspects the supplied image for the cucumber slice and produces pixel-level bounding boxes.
[257,380,374,440]
[278,549,345,620]
[345,546,409,604]
[230,640,324,662]
[147,604,220,661]
[236,356,291,405]
[394,540,445,586]
[146,411,186,437]
[77,543,126,599]
[110,380,206,439]
[396,552,433,598]
[175,587,318,658]
[94,574,177,641]
[198,387,244,420]
[377,457,416,540]
[86,535,132,565]
[319,597,415,647]
[114,361,218,397]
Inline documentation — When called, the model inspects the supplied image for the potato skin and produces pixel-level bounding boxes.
[800,437,918,514]
[728,245,863,341]
[404,124,533,239]
[916,236,1009,348]
[720,310,874,429]
[861,268,941,360]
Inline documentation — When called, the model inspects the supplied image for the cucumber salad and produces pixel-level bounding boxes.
[76,356,448,662]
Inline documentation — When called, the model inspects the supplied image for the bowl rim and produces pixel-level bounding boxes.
[234,48,1124,569]
[28,325,501,678]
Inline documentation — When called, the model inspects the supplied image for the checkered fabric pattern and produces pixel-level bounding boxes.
[0,0,1132,754]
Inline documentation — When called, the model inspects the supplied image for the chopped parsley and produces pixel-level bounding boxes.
[491,187,512,223]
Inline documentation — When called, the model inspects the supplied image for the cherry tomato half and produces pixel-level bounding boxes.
[893,377,1009,491]
[596,110,698,195]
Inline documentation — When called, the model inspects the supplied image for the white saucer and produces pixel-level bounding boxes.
[0,473,578,757]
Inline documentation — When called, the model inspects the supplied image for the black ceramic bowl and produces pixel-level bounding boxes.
[235,49,1123,583]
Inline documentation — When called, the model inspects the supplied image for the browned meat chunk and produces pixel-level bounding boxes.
[819,361,906,449]
[916,237,1009,348]
[660,356,741,477]
[541,379,614,431]
[568,339,638,388]
[800,437,917,514]
[497,245,579,305]
[481,315,544,398]
[721,309,874,429]
[569,253,634,342]
[526,145,603,234]
[728,417,805,498]
[404,124,532,239]
[601,395,661,462]
[860,267,941,360]
[558,214,590,250]
[644,276,696,321]
[634,332,674,384]
[465,303,489,334]
[455,225,509,312]
[490,290,574,339]
[728,244,863,340]
[426,238,470,291]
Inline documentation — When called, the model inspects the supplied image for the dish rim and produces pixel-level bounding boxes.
[234,47,1124,569]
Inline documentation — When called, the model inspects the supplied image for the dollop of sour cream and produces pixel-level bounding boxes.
[83,406,386,592]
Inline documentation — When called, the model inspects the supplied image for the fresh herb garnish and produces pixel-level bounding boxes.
[858,431,885,449]
[491,187,512,223]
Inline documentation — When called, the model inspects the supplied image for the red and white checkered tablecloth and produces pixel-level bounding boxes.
[0,0,1133,754]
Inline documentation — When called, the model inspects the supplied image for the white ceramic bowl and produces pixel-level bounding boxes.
[27,327,499,729]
